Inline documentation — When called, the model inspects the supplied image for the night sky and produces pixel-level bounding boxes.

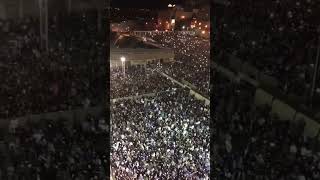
[111,0,184,9]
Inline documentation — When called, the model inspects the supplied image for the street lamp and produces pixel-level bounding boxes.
[171,19,175,31]
[120,56,126,76]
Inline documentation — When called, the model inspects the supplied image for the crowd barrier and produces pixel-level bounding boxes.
[214,61,320,139]
[190,89,210,106]
[254,89,274,106]
[224,54,313,114]
[111,69,210,106]
[0,106,104,134]
[271,99,296,121]
[158,71,210,104]
[111,89,210,107]
[182,79,198,90]
[112,92,157,103]
[255,88,320,139]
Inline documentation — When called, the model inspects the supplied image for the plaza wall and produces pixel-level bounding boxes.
[110,48,174,67]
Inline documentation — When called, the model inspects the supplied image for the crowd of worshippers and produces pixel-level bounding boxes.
[0,11,106,119]
[0,115,108,180]
[110,66,179,99]
[213,0,320,99]
[213,69,320,180]
[111,88,210,179]
[142,32,210,97]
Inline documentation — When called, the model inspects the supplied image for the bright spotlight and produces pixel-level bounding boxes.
[120,57,126,62]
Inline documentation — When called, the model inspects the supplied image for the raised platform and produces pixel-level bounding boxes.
[110,32,174,67]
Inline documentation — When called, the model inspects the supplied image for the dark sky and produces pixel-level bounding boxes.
[111,0,184,9]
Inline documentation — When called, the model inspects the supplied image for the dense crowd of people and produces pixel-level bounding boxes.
[110,26,210,178]
[0,115,108,179]
[213,69,320,179]
[212,0,320,179]
[144,32,210,97]
[214,0,320,103]
[110,66,179,99]
[111,88,210,179]
[0,11,106,119]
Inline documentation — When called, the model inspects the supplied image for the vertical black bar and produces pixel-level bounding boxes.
[210,1,215,179]
[106,0,111,179]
